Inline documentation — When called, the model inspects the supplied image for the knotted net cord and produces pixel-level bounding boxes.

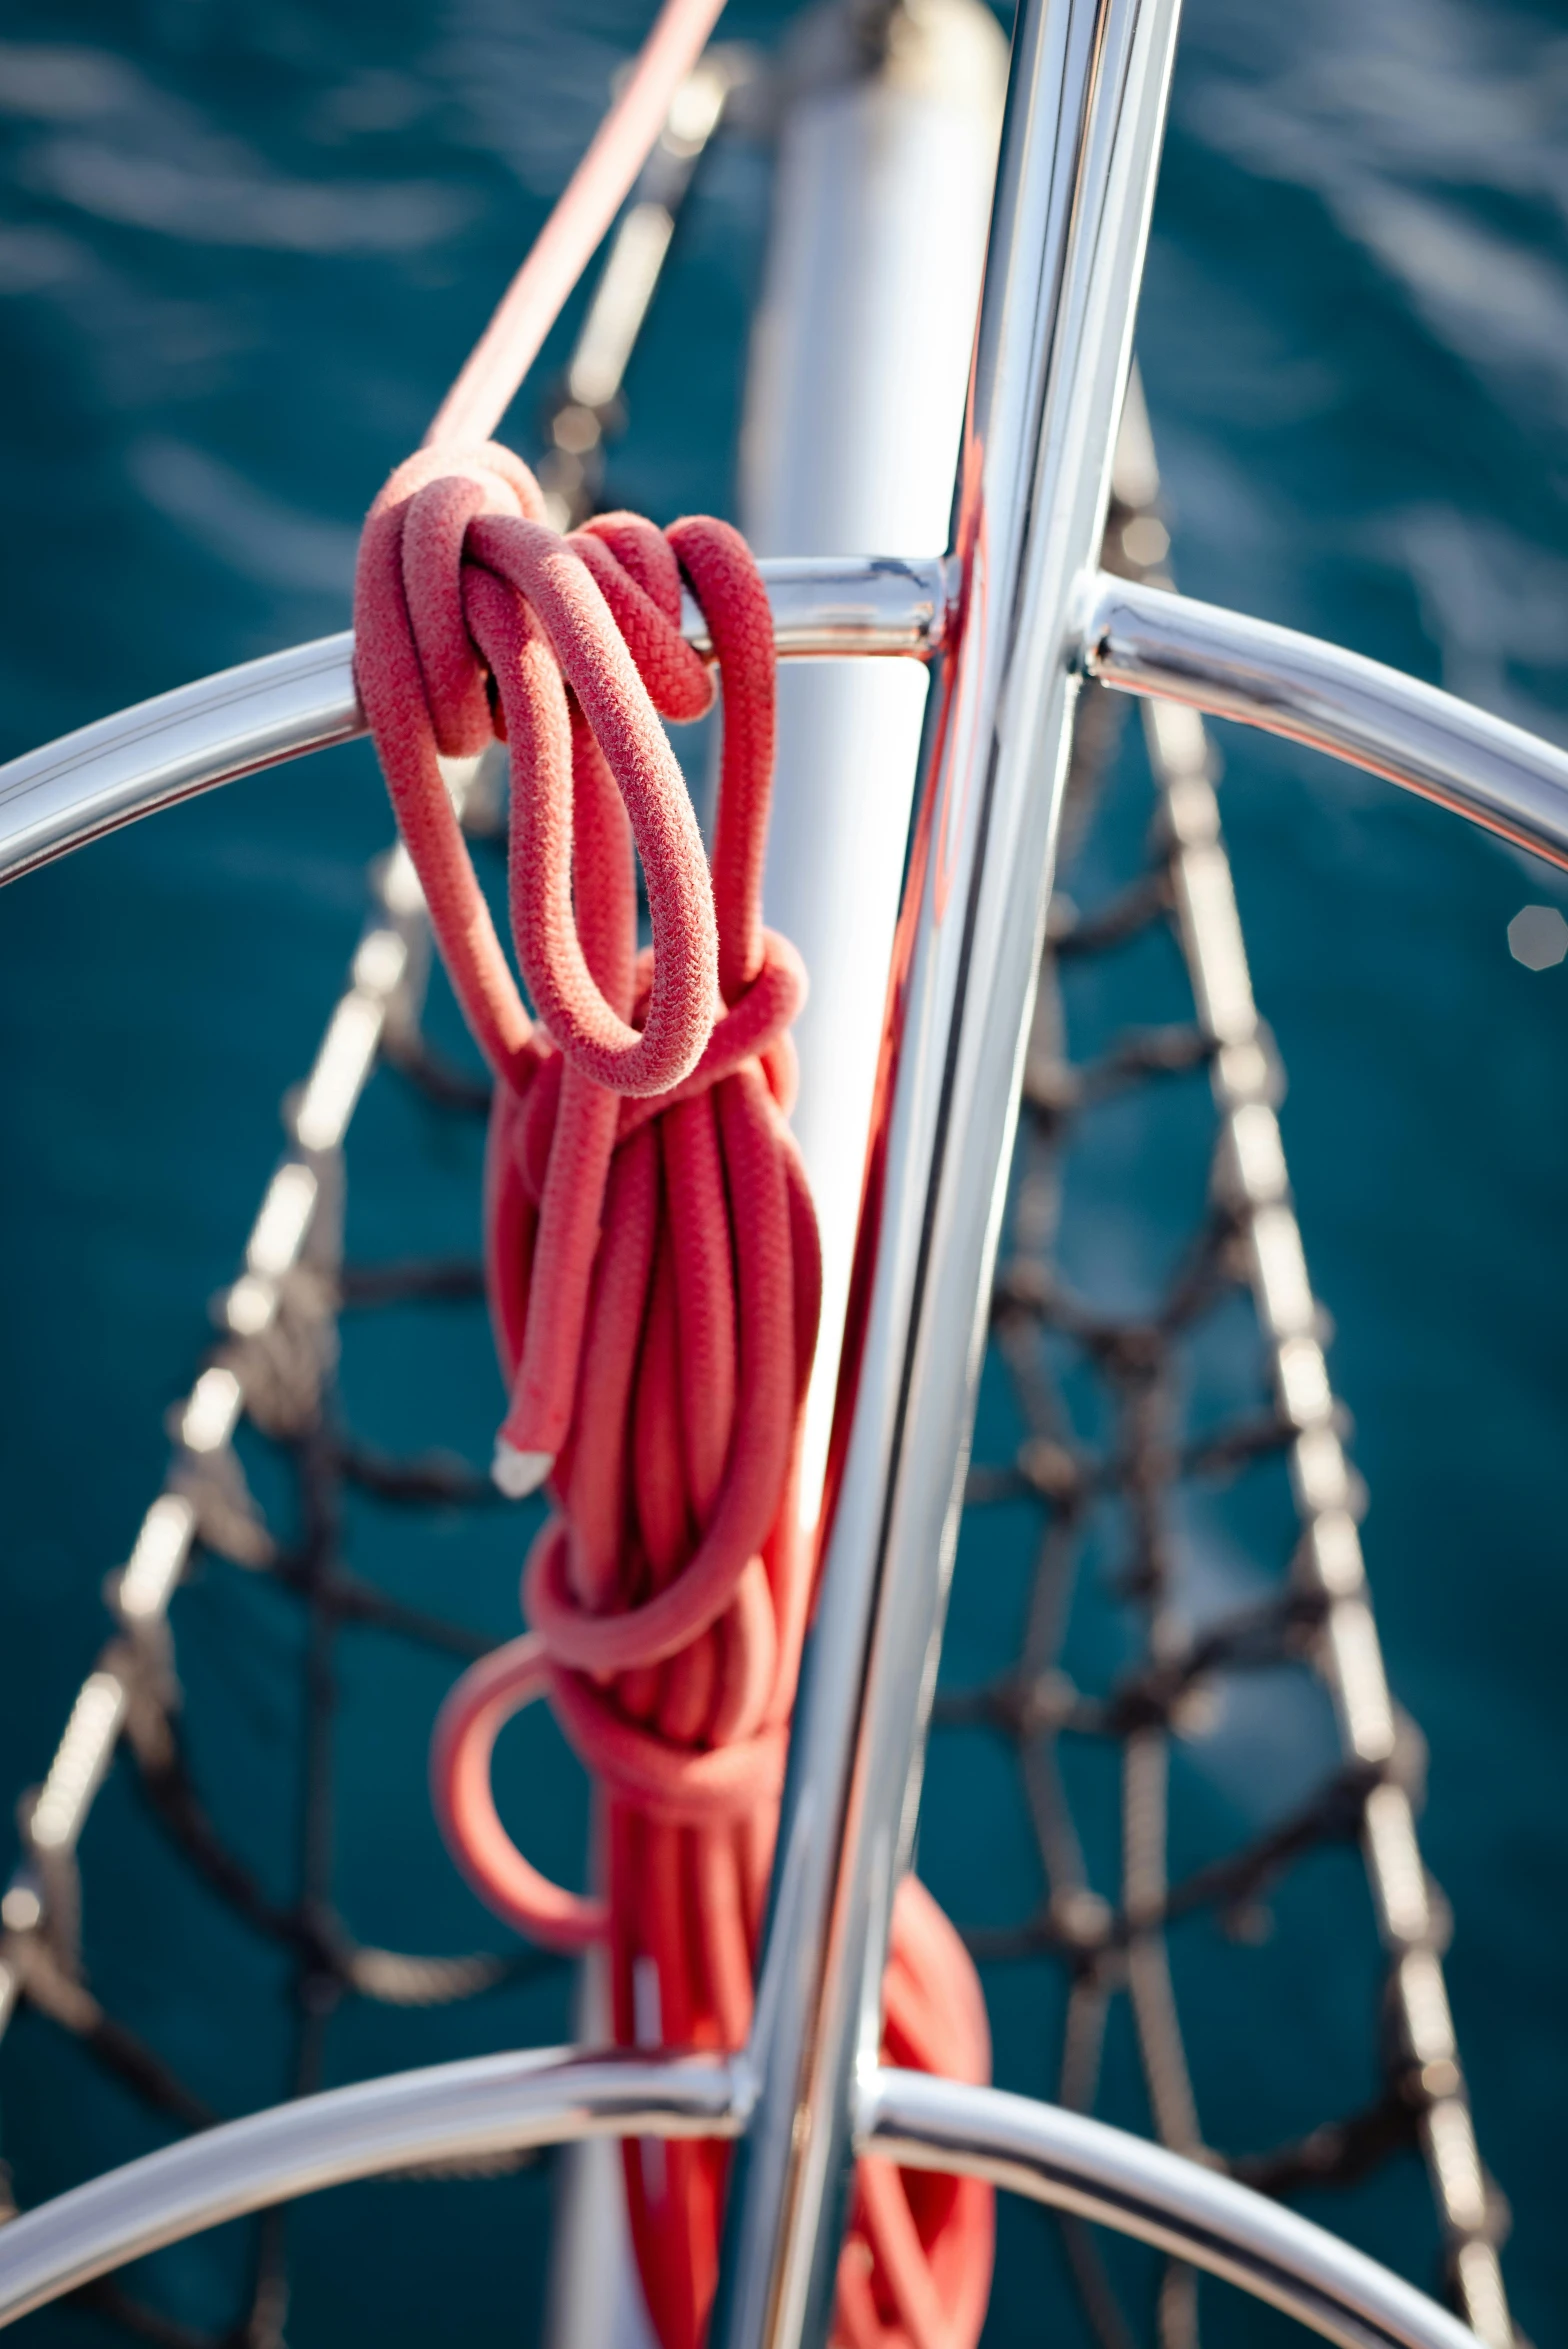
[0,38,749,2340]
[929,398,1516,2349]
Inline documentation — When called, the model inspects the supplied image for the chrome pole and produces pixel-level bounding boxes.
[709,2,1183,2347]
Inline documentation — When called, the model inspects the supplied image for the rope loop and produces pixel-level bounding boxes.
[429,1634,608,1953]
[354,444,720,1100]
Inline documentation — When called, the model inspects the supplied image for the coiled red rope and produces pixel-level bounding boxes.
[352,11,995,2344]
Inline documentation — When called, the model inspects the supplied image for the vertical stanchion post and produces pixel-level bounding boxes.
[710,2,1185,2347]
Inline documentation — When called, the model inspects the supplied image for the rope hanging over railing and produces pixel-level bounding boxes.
[350,7,996,2339]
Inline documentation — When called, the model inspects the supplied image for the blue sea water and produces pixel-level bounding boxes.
[0,2,1565,2346]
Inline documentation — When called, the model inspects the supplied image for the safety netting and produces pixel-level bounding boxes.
[924,426,1513,2349]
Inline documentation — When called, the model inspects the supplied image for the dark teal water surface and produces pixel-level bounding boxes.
[1,3,1566,2345]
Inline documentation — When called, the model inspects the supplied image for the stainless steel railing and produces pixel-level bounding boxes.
[0,557,953,887]
[3,558,1567,891]
[1084,572,1568,872]
[0,2049,1485,2349]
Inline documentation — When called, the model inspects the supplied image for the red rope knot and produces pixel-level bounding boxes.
[356,444,993,2349]
[356,441,721,1100]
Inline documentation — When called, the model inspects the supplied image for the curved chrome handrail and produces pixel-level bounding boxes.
[1085,572,1568,872]
[0,557,951,888]
[0,2047,748,2328]
[3,560,1567,891]
[0,2055,1481,2349]
[864,2070,1483,2349]
[0,631,362,891]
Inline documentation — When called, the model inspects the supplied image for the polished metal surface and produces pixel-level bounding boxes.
[0,2051,1488,2349]
[10,551,1568,893]
[4,9,1554,2336]
[755,553,952,660]
[1086,570,1568,872]
[0,631,362,889]
[709,2,1184,2347]
[860,2072,1485,2349]
[0,2048,745,2330]
[0,557,950,889]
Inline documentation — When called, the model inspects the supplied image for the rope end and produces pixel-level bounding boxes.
[493,1440,554,1499]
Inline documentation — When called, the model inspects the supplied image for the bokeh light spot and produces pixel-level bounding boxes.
[1506,905,1568,970]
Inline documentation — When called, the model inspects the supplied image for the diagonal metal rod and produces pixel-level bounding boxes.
[709,3,1185,2348]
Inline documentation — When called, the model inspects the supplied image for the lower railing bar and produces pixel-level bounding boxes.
[861,2070,1484,2349]
[0,556,952,890]
[0,2048,748,2330]
[7,555,1568,891]
[1085,570,1568,873]
[0,2055,1483,2349]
